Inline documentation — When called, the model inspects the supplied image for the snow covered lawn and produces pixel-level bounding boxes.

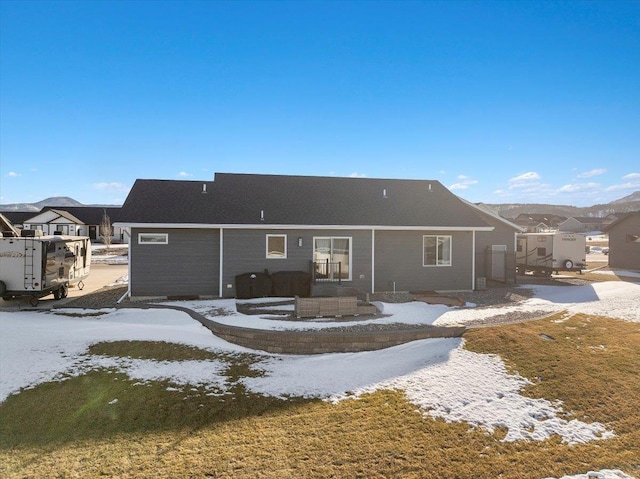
[1,280,638,478]
[3,281,638,440]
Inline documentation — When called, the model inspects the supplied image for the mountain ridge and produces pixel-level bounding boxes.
[0,197,120,212]
[1,192,639,218]
[483,191,640,219]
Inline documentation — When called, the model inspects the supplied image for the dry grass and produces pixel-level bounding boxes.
[1,315,639,478]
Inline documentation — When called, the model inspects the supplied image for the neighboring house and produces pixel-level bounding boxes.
[0,211,34,230]
[513,214,567,232]
[558,216,616,233]
[21,206,124,242]
[603,212,640,270]
[0,212,20,237]
[116,173,521,299]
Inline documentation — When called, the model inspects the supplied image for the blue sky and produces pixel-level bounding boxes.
[1,0,638,207]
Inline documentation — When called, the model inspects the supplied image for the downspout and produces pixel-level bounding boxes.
[117,227,131,303]
[371,229,375,294]
[472,230,476,291]
[219,228,224,298]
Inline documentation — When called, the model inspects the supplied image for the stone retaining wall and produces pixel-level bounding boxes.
[117,303,465,355]
[208,322,466,354]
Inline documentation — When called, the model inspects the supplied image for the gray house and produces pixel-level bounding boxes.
[603,212,640,270]
[558,216,616,233]
[116,173,520,299]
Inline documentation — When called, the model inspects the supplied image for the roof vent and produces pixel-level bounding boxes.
[260,210,265,221]
[428,183,432,192]
[202,184,207,194]
[383,188,387,198]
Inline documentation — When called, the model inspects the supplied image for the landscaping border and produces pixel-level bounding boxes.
[118,303,465,354]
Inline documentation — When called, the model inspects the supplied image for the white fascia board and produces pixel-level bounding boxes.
[115,222,494,232]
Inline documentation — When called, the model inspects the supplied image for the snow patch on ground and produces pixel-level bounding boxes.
[2,280,638,447]
[545,470,635,479]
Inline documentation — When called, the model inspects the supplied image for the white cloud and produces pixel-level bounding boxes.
[577,168,607,178]
[177,171,192,178]
[509,172,540,183]
[605,182,640,192]
[6,171,20,178]
[557,182,599,193]
[449,175,478,191]
[92,182,129,192]
[508,172,541,190]
[604,173,640,192]
[349,172,367,178]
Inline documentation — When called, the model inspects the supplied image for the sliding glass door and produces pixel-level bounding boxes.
[313,237,351,281]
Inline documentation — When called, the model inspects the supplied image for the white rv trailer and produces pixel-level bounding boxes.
[516,232,586,276]
[0,230,91,305]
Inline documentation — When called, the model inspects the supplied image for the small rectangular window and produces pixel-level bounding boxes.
[537,247,547,257]
[266,234,287,258]
[423,235,452,266]
[138,233,168,244]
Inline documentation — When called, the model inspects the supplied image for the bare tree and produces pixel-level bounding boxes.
[99,210,113,251]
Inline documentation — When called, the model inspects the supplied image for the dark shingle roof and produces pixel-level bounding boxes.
[118,173,490,228]
[41,206,122,225]
[0,211,35,224]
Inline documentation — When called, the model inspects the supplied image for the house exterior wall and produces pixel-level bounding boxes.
[607,215,640,270]
[374,230,474,292]
[127,226,479,298]
[559,218,584,232]
[130,228,220,297]
[220,228,372,297]
[474,218,518,282]
[559,218,605,233]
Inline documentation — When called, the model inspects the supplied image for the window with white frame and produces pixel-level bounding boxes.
[313,237,351,280]
[423,235,452,266]
[266,234,287,258]
[138,233,168,244]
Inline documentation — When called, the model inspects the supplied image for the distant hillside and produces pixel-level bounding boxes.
[2,191,638,218]
[0,197,119,212]
[484,191,640,219]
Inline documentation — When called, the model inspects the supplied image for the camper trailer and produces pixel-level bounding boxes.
[0,230,91,305]
[516,232,586,276]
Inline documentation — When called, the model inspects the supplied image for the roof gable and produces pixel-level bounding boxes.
[603,211,640,232]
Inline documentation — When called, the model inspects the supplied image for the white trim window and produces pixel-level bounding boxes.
[138,233,168,244]
[313,236,352,281]
[266,234,287,258]
[423,235,452,266]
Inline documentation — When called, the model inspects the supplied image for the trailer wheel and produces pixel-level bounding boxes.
[563,260,574,270]
[29,296,39,307]
[54,284,69,300]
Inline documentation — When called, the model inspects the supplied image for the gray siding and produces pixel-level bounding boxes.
[374,230,473,292]
[608,216,640,270]
[474,217,518,281]
[221,229,372,297]
[130,228,219,297]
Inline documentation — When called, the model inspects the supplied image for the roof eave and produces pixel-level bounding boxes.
[115,222,494,232]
